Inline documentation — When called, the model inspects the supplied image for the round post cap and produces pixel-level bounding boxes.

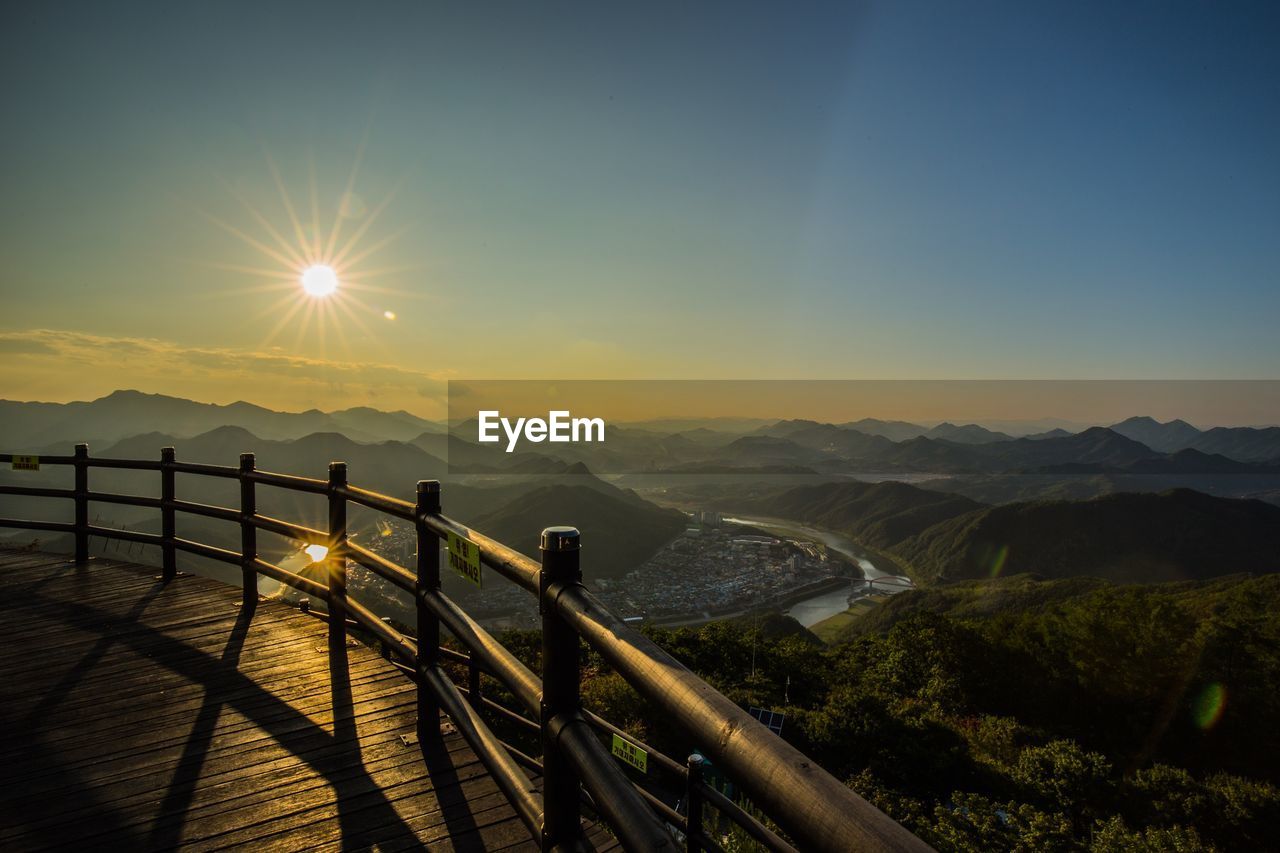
[540,526,581,552]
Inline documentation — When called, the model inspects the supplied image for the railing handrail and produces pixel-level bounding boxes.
[0,446,931,852]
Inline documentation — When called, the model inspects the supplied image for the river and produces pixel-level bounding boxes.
[724,516,915,627]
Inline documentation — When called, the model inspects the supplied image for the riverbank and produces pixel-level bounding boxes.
[809,593,895,644]
[723,515,916,586]
[647,574,851,628]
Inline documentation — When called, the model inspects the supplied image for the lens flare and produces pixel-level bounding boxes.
[1192,682,1227,730]
[304,543,329,563]
[988,544,1010,578]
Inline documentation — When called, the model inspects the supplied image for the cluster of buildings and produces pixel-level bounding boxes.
[593,516,840,622]
[347,511,845,631]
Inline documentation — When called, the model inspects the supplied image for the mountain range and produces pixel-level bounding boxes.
[890,489,1280,584]
[4,391,1280,589]
[7,392,1280,475]
[718,480,1280,586]
[0,390,444,449]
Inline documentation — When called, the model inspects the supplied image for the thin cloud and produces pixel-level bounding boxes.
[0,328,451,413]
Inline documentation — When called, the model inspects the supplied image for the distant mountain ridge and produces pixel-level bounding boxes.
[725,480,984,551]
[5,392,1279,477]
[1109,416,1203,452]
[1108,415,1280,462]
[703,480,1280,588]
[0,390,444,449]
[891,489,1280,584]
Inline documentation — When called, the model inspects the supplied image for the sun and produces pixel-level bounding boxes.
[199,148,417,356]
[300,264,339,298]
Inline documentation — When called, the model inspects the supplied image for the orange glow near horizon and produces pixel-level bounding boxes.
[304,543,329,563]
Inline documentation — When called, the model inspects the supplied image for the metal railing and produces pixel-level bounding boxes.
[0,445,931,852]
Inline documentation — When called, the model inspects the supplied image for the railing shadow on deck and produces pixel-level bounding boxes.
[0,585,426,850]
[0,445,933,852]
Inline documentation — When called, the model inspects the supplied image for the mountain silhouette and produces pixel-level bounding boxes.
[891,489,1280,584]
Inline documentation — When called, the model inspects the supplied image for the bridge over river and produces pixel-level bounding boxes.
[0,446,931,852]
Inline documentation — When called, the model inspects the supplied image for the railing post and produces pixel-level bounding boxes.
[686,753,706,852]
[327,461,348,647]
[73,443,89,565]
[540,526,582,851]
[239,453,257,610]
[415,479,441,739]
[160,447,176,580]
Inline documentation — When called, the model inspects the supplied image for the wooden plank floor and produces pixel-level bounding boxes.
[0,548,619,851]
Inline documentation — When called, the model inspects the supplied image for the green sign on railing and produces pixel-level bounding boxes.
[447,531,482,587]
[11,455,39,471]
[611,733,647,773]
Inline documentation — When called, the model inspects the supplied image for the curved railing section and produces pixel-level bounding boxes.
[0,445,930,853]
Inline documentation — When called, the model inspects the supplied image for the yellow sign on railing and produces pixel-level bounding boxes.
[611,733,648,773]
[447,531,482,587]
[11,455,39,471]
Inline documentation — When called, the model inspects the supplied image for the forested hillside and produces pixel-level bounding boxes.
[891,489,1280,584]
[495,574,1280,850]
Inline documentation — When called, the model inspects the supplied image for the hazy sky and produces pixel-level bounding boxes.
[2,1,1277,417]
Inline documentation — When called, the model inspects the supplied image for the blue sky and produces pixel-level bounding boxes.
[1,1,1277,413]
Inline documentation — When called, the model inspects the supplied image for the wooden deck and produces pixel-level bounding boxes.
[0,549,617,851]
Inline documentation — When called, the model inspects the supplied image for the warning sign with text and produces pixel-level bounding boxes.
[611,734,647,773]
[447,531,482,587]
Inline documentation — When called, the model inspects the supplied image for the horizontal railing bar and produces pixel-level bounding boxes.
[86,491,162,509]
[0,485,72,499]
[0,518,75,533]
[496,736,544,776]
[387,658,420,682]
[86,458,162,471]
[86,525,162,546]
[552,583,927,853]
[554,712,679,850]
[438,646,472,668]
[423,589,542,716]
[169,461,239,478]
[420,514,540,593]
[582,708,687,780]
[697,781,798,853]
[251,513,326,542]
[173,537,241,565]
[346,542,415,593]
[344,597,417,665]
[337,484,416,522]
[245,469,328,494]
[446,676,548,763]
[166,498,240,524]
[419,643,736,846]
[633,783,686,831]
[0,453,75,465]
[250,556,330,599]
[473,692,540,734]
[422,665,545,842]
